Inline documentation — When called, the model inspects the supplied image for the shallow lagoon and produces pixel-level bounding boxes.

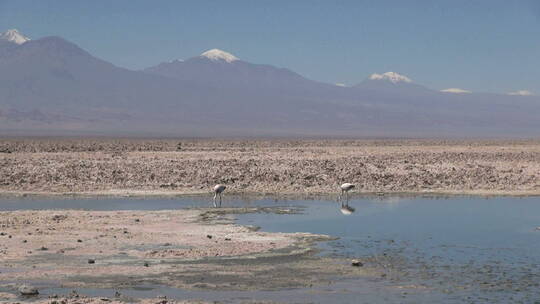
[238,196,540,303]
[1,195,539,303]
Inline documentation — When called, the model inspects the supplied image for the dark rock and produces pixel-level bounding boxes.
[88,259,95,264]
[52,214,68,221]
[206,235,212,239]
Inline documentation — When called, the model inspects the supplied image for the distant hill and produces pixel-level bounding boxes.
[1,29,539,137]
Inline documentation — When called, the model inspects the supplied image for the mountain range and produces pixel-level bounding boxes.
[1,29,539,137]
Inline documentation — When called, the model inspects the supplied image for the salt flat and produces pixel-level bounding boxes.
[0,139,538,196]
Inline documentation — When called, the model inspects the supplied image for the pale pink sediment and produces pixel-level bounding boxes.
[0,208,321,288]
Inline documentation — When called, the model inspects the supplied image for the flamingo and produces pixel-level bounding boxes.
[213,184,226,207]
[338,183,355,202]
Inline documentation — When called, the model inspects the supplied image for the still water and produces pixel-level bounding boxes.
[1,195,539,303]
[238,196,540,303]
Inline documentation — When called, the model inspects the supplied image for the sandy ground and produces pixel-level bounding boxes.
[0,207,374,303]
[0,138,539,196]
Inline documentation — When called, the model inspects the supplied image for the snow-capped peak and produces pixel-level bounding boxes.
[369,72,412,84]
[508,90,533,96]
[200,49,238,63]
[0,29,30,45]
[440,88,472,94]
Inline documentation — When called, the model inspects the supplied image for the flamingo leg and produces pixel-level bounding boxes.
[213,193,217,208]
[219,193,223,207]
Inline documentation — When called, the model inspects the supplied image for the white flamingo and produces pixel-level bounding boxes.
[338,183,355,202]
[213,184,226,207]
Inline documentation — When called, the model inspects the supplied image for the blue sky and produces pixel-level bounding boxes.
[0,0,539,94]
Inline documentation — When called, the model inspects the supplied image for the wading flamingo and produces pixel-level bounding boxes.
[213,184,226,207]
[338,183,355,202]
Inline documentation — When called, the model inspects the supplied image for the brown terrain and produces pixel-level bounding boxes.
[0,138,539,196]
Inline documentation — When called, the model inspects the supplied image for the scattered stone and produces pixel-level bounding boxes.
[88,259,95,264]
[351,259,364,267]
[77,239,83,242]
[18,284,39,296]
[22,240,27,243]
[114,291,121,298]
[39,246,48,251]
[225,237,231,241]
[206,234,213,239]
[144,262,149,267]
[134,219,140,222]
[52,214,68,221]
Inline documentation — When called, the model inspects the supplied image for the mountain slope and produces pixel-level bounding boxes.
[0,35,200,117]
[0,31,539,137]
[144,48,337,96]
